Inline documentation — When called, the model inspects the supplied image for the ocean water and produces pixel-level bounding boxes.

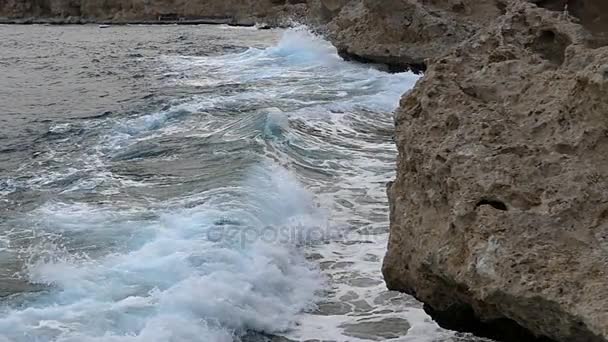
[0,24,491,342]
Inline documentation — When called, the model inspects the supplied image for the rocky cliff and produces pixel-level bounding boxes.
[325,0,502,72]
[382,0,608,341]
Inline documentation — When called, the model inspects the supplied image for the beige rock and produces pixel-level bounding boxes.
[384,1,608,341]
[324,0,503,72]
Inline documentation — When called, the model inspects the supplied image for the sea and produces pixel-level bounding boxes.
[0,24,491,342]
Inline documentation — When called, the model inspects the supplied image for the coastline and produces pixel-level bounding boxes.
[0,17,258,26]
[3,0,608,341]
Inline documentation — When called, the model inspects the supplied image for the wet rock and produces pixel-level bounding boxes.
[384,1,608,341]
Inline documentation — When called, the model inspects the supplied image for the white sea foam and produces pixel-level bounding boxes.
[0,162,323,341]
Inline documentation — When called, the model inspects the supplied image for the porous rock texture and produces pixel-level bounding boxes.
[323,0,504,72]
[383,0,608,341]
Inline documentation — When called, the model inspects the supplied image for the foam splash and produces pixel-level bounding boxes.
[266,28,342,66]
[0,163,323,341]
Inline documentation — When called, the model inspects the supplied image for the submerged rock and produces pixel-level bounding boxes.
[384,1,608,341]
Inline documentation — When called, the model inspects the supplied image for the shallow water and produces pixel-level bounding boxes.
[0,24,492,342]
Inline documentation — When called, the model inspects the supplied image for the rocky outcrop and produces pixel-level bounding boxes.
[0,0,307,24]
[323,0,504,72]
[383,0,608,341]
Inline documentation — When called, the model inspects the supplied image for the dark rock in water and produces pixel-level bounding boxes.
[383,0,608,342]
[337,48,425,74]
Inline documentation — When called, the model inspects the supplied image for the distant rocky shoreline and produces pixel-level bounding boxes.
[0,17,253,26]
[0,0,308,28]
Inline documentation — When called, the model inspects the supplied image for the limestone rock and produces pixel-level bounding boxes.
[384,1,608,341]
[325,0,504,72]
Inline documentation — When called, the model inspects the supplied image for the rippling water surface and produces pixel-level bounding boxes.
[0,24,490,342]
